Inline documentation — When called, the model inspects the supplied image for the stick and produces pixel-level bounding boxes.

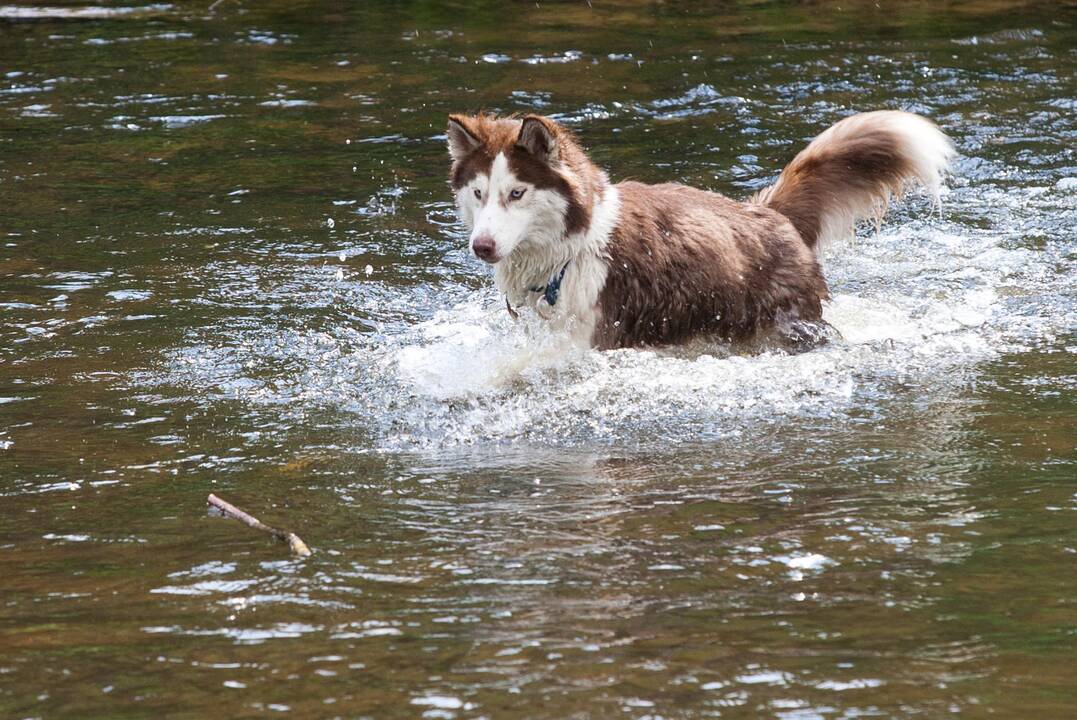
[207,493,312,557]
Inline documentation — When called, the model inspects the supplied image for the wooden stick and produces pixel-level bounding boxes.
[207,493,312,557]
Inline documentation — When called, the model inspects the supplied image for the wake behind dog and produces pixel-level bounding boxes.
[446,111,954,350]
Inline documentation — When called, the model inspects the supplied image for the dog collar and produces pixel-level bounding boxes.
[529,261,570,307]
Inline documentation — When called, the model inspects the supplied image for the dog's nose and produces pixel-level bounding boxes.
[472,234,498,263]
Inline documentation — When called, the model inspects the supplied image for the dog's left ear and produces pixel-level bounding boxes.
[516,115,560,164]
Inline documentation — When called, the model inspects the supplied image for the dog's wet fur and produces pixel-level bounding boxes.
[447,111,954,350]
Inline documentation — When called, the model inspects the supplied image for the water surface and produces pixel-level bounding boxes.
[1,1,1075,717]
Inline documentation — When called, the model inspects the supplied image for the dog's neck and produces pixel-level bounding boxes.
[495,174,620,338]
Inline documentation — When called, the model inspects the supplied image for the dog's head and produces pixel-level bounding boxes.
[446,113,593,264]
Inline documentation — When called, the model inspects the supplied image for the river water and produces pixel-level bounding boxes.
[1,1,1075,717]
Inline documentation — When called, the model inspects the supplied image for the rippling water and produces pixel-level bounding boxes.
[1,1,1075,717]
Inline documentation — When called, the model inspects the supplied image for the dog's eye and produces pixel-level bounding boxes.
[509,188,526,200]
[473,188,482,200]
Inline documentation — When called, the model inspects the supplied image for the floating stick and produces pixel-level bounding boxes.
[207,493,312,557]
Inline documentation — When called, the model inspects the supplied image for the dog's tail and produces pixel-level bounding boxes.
[753,111,954,250]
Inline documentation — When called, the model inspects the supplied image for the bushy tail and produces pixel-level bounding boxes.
[754,110,954,250]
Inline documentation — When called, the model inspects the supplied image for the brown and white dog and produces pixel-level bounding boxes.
[446,111,954,349]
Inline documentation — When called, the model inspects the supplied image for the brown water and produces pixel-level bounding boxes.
[1,1,1075,717]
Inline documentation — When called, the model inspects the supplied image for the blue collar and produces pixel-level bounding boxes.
[529,261,570,307]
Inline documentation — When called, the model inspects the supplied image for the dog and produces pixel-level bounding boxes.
[446,110,953,349]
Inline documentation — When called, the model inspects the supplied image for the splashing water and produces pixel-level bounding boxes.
[157,179,1072,451]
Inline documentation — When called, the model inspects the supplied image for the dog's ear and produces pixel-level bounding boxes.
[516,115,559,164]
[447,114,481,161]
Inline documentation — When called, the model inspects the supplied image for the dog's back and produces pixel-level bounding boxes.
[594,182,825,349]
[595,111,953,349]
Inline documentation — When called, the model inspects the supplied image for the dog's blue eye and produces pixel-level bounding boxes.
[473,188,481,199]
[510,188,526,200]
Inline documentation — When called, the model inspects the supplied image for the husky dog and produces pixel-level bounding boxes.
[446,111,953,349]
